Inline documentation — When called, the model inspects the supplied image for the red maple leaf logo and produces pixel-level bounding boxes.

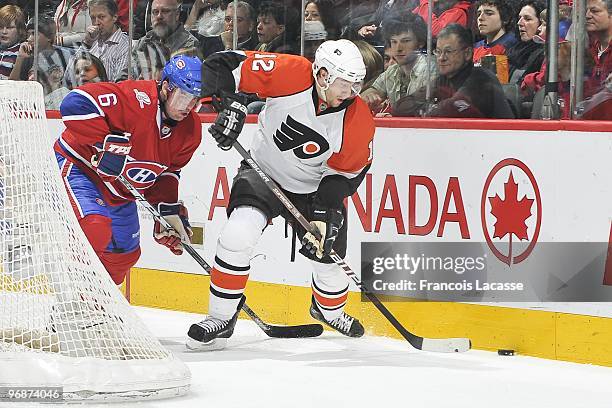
[489,171,534,241]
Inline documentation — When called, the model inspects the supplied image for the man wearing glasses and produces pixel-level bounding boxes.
[429,23,514,118]
[135,0,200,56]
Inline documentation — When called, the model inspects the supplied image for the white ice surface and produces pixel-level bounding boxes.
[116,306,612,408]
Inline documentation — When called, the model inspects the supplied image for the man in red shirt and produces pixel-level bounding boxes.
[586,0,612,97]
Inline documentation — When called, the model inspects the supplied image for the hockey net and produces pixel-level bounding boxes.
[0,81,190,402]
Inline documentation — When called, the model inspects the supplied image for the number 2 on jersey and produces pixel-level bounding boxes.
[252,54,277,72]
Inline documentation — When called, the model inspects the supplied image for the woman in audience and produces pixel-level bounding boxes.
[0,5,26,80]
[305,0,340,39]
[472,0,517,64]
[506,0,545,85]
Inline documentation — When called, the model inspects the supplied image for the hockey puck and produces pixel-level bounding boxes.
[497,349,515,356]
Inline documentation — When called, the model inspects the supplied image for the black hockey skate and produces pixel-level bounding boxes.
[309,296,364,338]
[186,296,245,351]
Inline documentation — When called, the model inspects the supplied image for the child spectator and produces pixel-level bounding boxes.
[71,51,108,86]
[9,16,74,89]
[0,5,26,80]
[472,0,517,64]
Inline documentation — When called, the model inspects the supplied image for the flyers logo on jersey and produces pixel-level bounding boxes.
[123,161,167,189]
[273,115,329,159]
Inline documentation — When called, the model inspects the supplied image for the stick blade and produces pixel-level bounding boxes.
[263,323,324,338]
[420,337,471,353]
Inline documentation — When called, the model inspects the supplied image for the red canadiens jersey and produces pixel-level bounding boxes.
[56,80,201,206]
[205,51,375,194]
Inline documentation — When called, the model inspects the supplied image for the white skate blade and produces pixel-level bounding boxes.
[185,336,228,351]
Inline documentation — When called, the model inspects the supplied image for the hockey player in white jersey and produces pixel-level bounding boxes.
[187,40,375,350]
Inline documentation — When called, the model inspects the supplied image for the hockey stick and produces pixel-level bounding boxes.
[117,175,323,339]
[230,142,471,353]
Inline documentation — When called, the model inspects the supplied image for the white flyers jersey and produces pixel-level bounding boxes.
[226,51,375,194]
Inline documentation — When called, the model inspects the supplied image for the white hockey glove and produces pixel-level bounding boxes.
[153,202,193,255]
[301,205,344,260]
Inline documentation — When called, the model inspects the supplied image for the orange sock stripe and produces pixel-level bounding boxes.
[312,290,348,308]
[211,268,250,291]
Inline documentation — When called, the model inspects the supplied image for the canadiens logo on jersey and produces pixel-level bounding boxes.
[123,161,168,189]
[133,89,151,109]
[274,115,329,159]
[160,125,172,138]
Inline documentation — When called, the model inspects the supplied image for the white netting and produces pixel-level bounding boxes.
[0,81,190,402]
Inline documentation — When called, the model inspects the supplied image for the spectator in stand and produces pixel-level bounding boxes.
[0,5,26,80]
[305,0,341,39]
[9,16,74,89]
[303,20,328,61]
[54,0,91,47]
[219,1,258,50]
[132,39,170,79]
[255,1,299,54]
[350,0,416,45]
[506,0,545,85]
[71,51,108,86]
[585,0,612,96]
[135,0,200,58]
[1,0,57,22]
[77,0,129,83]
[185,0,226,37]
[394,24,514,117]
[472,0,517,64]
[520,8,572,102]
[412,0,472,37]
[361,14,435,114]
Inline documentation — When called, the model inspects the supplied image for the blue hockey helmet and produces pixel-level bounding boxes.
[161,55,202,97]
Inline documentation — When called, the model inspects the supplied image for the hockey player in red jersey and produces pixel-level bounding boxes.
[187,40,375,350]
[56,55,202,285]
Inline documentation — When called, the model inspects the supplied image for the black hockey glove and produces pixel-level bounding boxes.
[301,205,344,260]
[209,93,248,150]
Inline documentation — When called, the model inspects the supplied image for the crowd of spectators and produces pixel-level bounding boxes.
[0,0,610,119]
